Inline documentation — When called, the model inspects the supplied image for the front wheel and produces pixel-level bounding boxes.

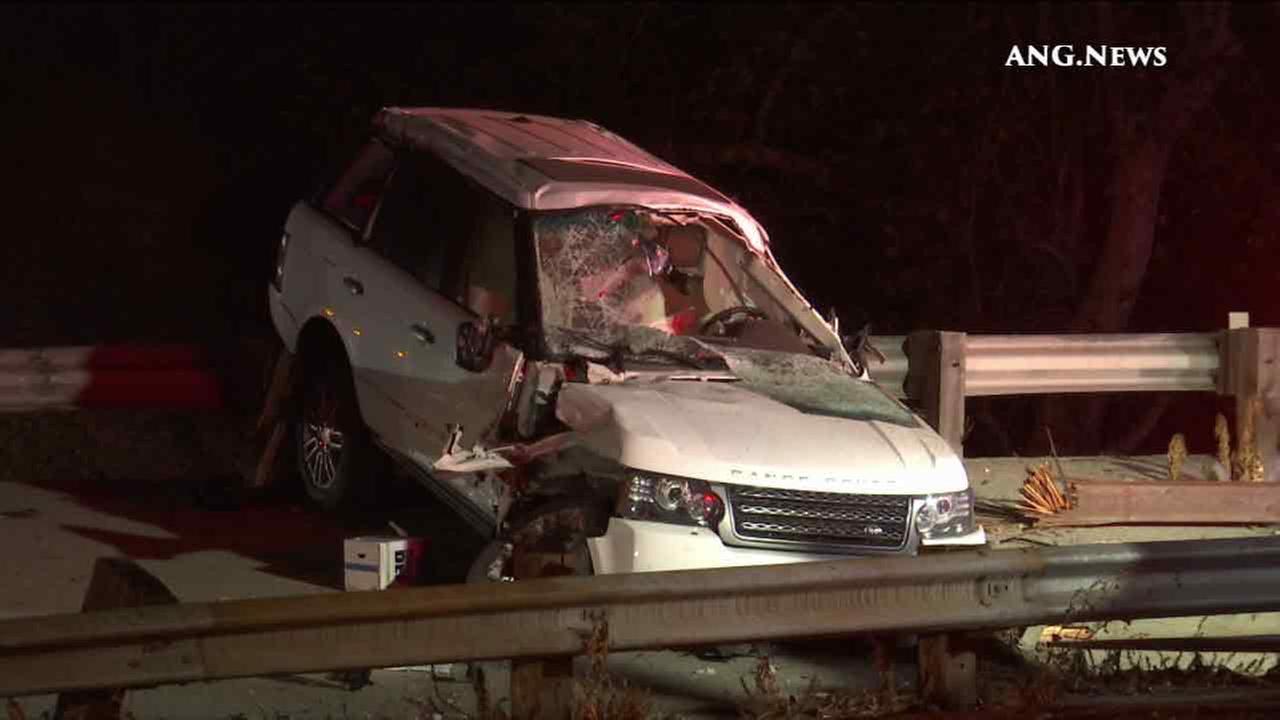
[466,502,597,582]
[465,503,597,709]
[295,352,373,511]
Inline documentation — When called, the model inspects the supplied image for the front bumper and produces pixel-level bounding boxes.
[587,517,987,575]
[921,525,987,547]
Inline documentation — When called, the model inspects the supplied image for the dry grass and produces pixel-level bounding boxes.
[571,617,652,720]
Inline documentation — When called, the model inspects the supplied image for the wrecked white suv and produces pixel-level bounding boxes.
[268,107,985,580]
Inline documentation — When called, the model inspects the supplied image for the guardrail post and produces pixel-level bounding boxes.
[906,331,966,455]
[239,346,296,491]
[918,632,977,709]
[53,558,177,720]
[509,550,579,720]
[1219,327,1280,479]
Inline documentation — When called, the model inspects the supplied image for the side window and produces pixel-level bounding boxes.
[366,152,519,323]
[320,140,395,233]
[459,192,519,324]
[366,157,450,291]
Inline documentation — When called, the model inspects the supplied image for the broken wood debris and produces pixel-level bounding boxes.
[1232,397,1267,483]
[1038,625,1096,645]
[53,558,178,720]
[1167,433,1187,482]
[1037,479,1280,527]
[1019,463,1072,517]
[1215,413,1232,481]
[1043,634,1280,653]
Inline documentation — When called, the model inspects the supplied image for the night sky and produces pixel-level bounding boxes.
[3,3,1277,455]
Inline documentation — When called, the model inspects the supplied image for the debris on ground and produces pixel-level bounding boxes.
[738,655,916,719]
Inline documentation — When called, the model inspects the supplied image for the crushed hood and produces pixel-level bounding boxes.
[555,363,969,496]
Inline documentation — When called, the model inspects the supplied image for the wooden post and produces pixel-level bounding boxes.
[918,633,977,709]
[53,558,178,720]
[1219,327,1280,480]
[906,331,966,455]
[509,551,578,720]
[239,347,295,491]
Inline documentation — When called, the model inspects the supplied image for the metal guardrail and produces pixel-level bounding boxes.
[0,344,224,412]
[870,335,909,395]
[0,333,1229,409]
[869,332,1221,398]
[4,536,1280,697]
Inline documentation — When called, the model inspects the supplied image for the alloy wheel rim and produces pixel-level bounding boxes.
[302,383,344,490]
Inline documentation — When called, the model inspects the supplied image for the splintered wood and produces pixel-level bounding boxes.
[1167,433,1187,482]
[1019,398,1280,528]
[1019,463,1072,517]
[1232,398,1267,483]
[1215,413,1232,478]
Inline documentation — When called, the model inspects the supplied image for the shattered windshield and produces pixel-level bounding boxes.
[721,347,919,427]
[533,206,832,361]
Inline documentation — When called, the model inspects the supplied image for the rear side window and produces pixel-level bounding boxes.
[366,152,518,316]
[320,140,395,233]
[366,155,454,292]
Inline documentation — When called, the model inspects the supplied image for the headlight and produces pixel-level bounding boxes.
[617,471,725,528]
[915,488,975,539]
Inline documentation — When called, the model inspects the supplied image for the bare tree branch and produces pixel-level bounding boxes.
[1072,4,1239,333]
[1108,395,1175,456]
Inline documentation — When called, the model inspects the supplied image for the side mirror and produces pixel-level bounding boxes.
[457,316,523,372]
[456,318,497,372]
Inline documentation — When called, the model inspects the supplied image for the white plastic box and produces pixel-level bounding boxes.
[343,535,426,591]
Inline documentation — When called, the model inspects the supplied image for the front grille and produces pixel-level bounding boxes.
[726,485,911,550]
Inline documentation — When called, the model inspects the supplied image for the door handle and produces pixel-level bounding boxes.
[342,276,364,296]
[410,323,435,345]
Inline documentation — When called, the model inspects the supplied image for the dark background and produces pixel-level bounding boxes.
[3,2,1277,457]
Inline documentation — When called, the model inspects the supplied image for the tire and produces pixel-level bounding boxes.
[294,349,373,512]
[465,503,596,707]
[467,500,598,582]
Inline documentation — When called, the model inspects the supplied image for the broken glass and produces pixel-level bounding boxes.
[719,347,919,427]
[532,206,837,362]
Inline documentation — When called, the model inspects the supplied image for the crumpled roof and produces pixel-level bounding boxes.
[372,107,763,238]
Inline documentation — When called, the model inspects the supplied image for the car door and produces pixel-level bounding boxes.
[357,150,521,463]
[291,138,403,437]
